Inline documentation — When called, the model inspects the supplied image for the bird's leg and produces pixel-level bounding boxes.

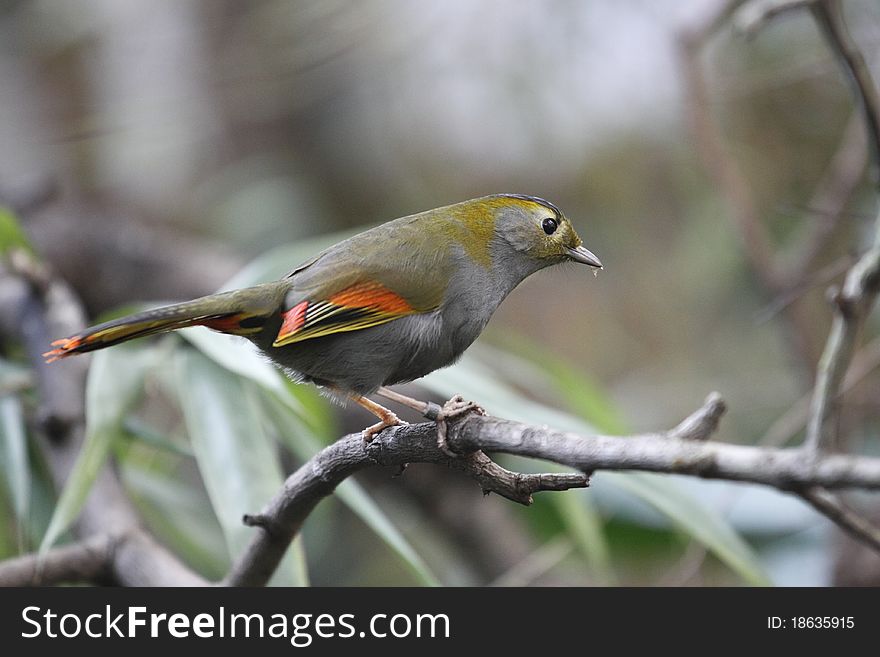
[376,387,485,455]
[350,393,408,442]
[375,386,431,415]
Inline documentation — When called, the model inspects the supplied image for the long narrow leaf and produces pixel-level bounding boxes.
[0,395,29,532]
[40,344,156,553]
[608,472,771,586]
[173,349,306,586]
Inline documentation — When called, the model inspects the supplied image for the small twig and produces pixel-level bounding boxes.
[788,112,867,280]
[812,0,880,181]
[761,335,880,447]
[757,254,854,325]
[0,534,115,586]
[668,392,727,441]
[799,486,880,552]
[734,0,815,39]
[449,450,589,505]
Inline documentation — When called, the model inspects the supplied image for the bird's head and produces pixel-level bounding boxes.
[477,194,602,270]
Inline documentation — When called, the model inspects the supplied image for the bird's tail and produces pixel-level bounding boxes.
[44,286,281,363]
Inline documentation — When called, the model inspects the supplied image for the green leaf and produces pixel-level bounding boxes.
[121,417,194,457]
[260,391,440,586]
[119,456,230,580]
[0,206,35,256]
[40,344,156,553]
[180,328,291,398]
[173,349,306,586]
[553,490,613,583]
[608,472,771,586]
[0,394,30,530]
[180,327,313,431]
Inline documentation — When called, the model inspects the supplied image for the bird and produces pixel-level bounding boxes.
[44,194,602,442]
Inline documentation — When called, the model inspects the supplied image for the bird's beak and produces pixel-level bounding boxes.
[566,245,603,269]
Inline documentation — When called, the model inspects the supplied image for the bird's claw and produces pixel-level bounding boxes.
[435,394,486,456]
[361,412,408,442]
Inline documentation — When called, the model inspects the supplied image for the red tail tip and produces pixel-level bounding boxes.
[43,337,82,363]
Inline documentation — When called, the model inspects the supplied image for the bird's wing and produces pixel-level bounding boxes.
[273,221,450,347]
[272,279,433,347]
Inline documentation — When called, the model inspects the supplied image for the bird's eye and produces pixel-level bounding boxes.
[542,217,558,235]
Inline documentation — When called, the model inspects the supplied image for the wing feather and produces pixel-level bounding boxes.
[273,280,424,347]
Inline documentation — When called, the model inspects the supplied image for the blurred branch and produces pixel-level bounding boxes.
[804,217,880,451]
[799,487,880,552]
[679,0,818,372]
[734,0,815,38]
[788,112,867,280]
[226,392,880,586]
[812,0,880,178]
[804,0,880,452]
[0,253,207,587]
[0,534,113,587]
[761,335,880,446]
[680,0,780,290]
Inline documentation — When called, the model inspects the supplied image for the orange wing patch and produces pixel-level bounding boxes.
[329,281,413,314]
[273,281,416,347]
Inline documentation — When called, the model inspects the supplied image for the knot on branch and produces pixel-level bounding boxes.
[242,513,283,538]
[669,392,727,441]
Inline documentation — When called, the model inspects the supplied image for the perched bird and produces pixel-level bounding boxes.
[45,194,601,440]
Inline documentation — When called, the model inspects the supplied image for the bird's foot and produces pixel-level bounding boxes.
[361,412,408,442]
[346,392,409,442]
[435,394,486,456]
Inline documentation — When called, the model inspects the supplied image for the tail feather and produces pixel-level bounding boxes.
[44,295,272,363]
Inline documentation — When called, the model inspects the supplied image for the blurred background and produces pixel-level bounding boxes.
[1,0,880,586]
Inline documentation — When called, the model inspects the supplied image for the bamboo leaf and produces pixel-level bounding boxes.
[608,472,772,586]
[40,344,156,553]
[173,349,306,586]
[0,394,30,530]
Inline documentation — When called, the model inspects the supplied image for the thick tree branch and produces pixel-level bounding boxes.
[448,407,880,491]
[225,392,880,586]
[224,424,589,586]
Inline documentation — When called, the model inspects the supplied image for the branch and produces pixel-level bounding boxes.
[0,534,114,587]
[812,0,880,178]
[667,391,727,440]
[734,0,815,38]
[803,0,880,452]
[799,487,880,552]
[804,222,880,451]
[225,392,880,586]
[224,425,589,586]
